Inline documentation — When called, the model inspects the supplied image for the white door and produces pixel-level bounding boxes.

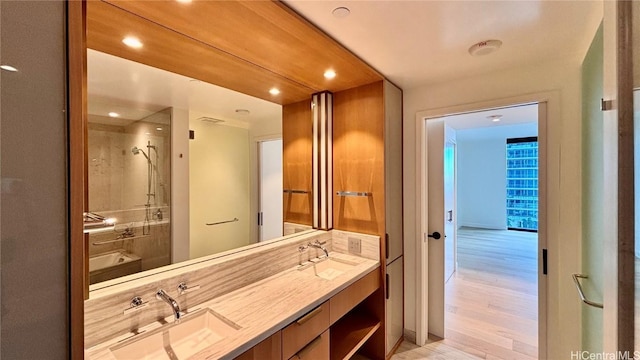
[426,118,446,337]
[444,132,457,283]
[258,139,283,241]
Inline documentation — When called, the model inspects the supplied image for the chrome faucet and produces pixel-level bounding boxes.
[308,240,329,258]
[156,289,181,323]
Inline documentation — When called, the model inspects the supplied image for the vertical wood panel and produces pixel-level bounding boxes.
[283,100,313,225]
[616,0,635,352]
[333,81,385,237]
[333,81,386,359]
[68,0,87,357]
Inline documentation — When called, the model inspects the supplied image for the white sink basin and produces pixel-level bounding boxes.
[298,257,358,280]
[110,308,241,360]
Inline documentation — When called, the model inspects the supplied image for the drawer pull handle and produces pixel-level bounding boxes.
[296,306,323,325]
[293,335,322,359]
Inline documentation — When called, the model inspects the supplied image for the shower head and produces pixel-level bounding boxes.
[131,146,150,161]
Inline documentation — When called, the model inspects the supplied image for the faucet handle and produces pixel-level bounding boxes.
[123,296,148,315]
[314,240,327,246]
[177,281,200,295]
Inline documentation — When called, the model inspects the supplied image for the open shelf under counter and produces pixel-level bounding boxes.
[329,311,381,360]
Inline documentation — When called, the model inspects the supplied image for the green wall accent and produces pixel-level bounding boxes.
[581,22,604,352]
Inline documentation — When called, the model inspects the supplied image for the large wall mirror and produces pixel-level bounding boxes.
[84,2,316,294]
[79,0,383,299]
[86,50,314,288]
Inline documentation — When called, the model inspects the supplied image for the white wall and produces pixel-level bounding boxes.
[456,124,537,230]
[403,58,585,359]
[189,111,251,258]
[458,138,506,229]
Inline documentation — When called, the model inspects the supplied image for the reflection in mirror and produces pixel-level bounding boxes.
[86,50,311,288]
[87,100,172,284]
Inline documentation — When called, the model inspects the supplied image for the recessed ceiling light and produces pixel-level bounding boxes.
[269,88,280,96]
[108,112,120,118]
[145,132,151,135]
[176,0,192,3]
[0,65,18,72]
[156,127,163,131]
[332,7,350,18]
[487,114,503,122]
[324,70,336,79]
[122,36,143,49]
[235,109,250,115]
[468,39,502,56]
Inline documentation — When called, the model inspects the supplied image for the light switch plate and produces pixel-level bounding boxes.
[348,237,361,254]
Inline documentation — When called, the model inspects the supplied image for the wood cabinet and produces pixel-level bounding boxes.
[282,99,313,226]
[384,81,404,356]
[384,81,403,264]
[236,332,282,360]
[333,80,404,358]
[386,257,404,353]
[233,268,381,360]
[329,270,380,324]
[282,302,330,360]
[288,330,330,360]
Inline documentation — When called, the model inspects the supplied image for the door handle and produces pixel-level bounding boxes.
[427,232,441,240]
[447,210,453,222]
[571,274,603,308]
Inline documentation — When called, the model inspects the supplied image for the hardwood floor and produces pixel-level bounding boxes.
[392,228,538,360]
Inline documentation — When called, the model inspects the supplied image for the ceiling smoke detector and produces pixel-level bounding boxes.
[198,117,224,124]
[468,40,502,56]
[332,7,350,18]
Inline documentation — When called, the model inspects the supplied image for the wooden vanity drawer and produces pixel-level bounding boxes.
[329,268,380,324]
[235,331,281,360]
[282,302,330,359]
[287,330,329,360]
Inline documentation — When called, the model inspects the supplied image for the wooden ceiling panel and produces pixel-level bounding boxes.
[102,0,383,93]
[87,1,315,105]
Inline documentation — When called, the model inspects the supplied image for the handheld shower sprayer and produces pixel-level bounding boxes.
[131,146,150,161]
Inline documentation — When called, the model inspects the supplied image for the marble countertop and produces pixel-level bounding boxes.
[86,251,380,360]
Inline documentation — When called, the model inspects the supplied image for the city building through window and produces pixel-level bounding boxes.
[506,137,538,232]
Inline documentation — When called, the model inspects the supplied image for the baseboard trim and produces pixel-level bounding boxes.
[403,329,416,344]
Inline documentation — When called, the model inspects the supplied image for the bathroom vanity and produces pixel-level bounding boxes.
[85,230,381,359]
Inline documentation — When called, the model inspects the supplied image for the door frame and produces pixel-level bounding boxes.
[415,93,558,358]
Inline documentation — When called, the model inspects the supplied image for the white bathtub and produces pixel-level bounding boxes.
[89,250,142,284]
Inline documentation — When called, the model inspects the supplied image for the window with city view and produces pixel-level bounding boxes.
[506,137,538,232]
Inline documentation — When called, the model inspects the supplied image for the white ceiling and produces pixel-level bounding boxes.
[87,50,282,125]
[446,103,538,141]
[444,103,537,130]
[284,0,603,89]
